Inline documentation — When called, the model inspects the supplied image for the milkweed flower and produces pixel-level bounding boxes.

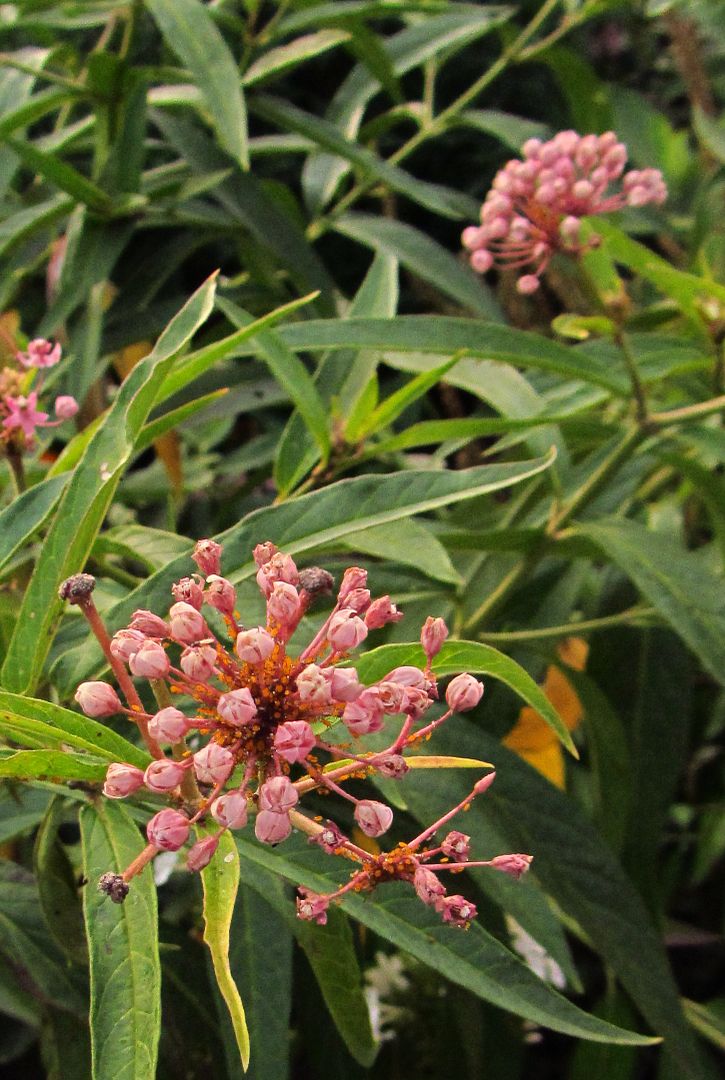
[0,338,76,451]
[462,131,667,294]
[63,541,531,928]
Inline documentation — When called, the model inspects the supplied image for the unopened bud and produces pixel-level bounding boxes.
[144,758,187,792]
[490,853,532,880]
[328,608,368,651]
[192,539,222,576]
[255,810,291,845]
[274,720,315,764]
[75,681,122,717]
[236,626,275,664]
[205,575,236,617]
[217,688,257,727]
[169,602,208,644]
[211,791,248,830]
[129,639,170,680]
[103,763,145,799]
[354,800,393,837]
[258,776,298,813]
[193,743,235,785]
[364,596,402,629]
[186,834,220,872]
[172,577,204,610]
[148,707,190,744]
[147,809,190,851]
[445,673,483,712]
[421,617,448,662]
[129,610,169,637]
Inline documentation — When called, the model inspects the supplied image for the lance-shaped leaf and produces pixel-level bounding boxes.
[145,0,248,168]
[355,640,576,755]
[56,454,555,688]
[234,834,655,1047]
[0,749,106,782]
[0,473,68,574]
[80,801,161,1080]
[201,829,250,1071]
[1,273,217,694]
[0,692,150,768]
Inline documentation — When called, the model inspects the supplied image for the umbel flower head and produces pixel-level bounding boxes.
[462,130,667,295]
[0,337,77,451]
[65,542,531,927]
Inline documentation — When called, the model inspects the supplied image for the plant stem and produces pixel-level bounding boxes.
[650,394,725,427]
[6,449,26,495]
[309,0,568,236]
[477,606,657,644]
[615,330,649,422]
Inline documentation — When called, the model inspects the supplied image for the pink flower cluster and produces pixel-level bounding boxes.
[462,130,667,294]
[65,540,531,925]
[1,338,77,448]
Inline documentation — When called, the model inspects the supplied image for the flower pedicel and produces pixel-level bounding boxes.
[63,542,531,928]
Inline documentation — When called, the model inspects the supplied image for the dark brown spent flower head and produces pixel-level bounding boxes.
[98,872,129,904]
[59,573,96,603]
[298,567,335,597]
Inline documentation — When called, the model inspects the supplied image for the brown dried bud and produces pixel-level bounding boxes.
[298,567,334,597]
[59,573,96,604]
[98,872,129,904]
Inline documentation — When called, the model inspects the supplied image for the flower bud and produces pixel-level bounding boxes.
[343,588,371,614]
[473,771,496,796]
[110,628,146,662]
[375,681,406,712]
[400,687,432,719]
[256,552,298,597]
[192,539,222,576]
[343,691,385,736]
[217,688,257,727]
[252,541,277,567]
[354,800,393,837]
[313,820,347,854]
[103,763,145,799]
[18,338,62,369]
[490,853,532,880]
[328,608,368,652]
[267,581,300,625]
[375,754,409,780]
[235,626,275,664]
[327,666,363,703]
[296,889,329,925]
[274,720,315,764]
[414,866,446,907]
[445,673,483,712]
[441,831,471,861]
[75,681,122,718]
[144,758,187,792]
[129,639,170,680]
[296,664,331,706]
[205,575,236,617]
[193,743,235,785]
[169,602,208,644]
[338,566,367,602]
[129,610,169,638]
[180,643,217,682]
[364,596,402,629]
[186,834,220,871]
[211,791,248,830]
[54,395,78,420]
[172,576,204,610]
[258,776,298,813]
[148,707,189,744]
[421,617,448,662]
[147,809,190,851]
[385,666,429,688]
[440,895,477,927]
[255,810,291,845]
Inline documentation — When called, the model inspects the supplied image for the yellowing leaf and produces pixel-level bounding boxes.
[504,637,588,788]
[201,828,250,1071]
[406,755,494,770]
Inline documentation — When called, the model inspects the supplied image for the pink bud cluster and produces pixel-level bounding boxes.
[462,131,667,294]
[1,338,77,450]
[69,540,530,927]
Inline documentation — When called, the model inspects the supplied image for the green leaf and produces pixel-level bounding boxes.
[158,290,318,402]
[137,390,228,451]
[216,882,293,1080]
[0,785,51,845]
[0,749,106,781]
[7,136,113,211]
[395,720,708,1077]
[355,640,576,755]
[368,414,581,457]
[34,796,87,964]
[354,354,462,439]
[693,106,725,164]
[0,193,73,257]
[80,801,161,1080]
[0,274,217,694]
[0,692,151,768]
[216,296,331,462]
[244,30,350,86]
[578,519,725,685]
[201,829,250,1072]
[234,834,654,1046]
[270,315,627,392]
[0,474,68,574]
[335,216,501,319]
[458,109,549,150]
[62,454,556,687]
[145,0,249,168]
[339,519,461,585]
[0,862,86,1016]
[253,96,476,220]
[683,997,725,1052]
